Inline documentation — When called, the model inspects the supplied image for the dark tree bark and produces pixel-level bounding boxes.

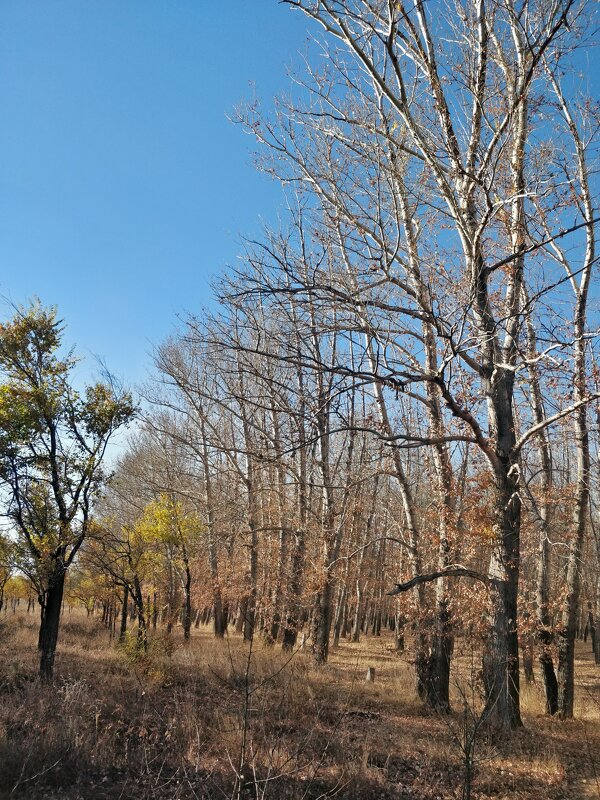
[39,567,66,682]
[482,459,522,730]
[182,562,192,641]
[132,573,147,650]
[119,584,129,642]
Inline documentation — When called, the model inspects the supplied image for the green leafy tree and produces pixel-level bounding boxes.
[86,515,154,649]
[136,494,201,640]
[0,301,135,679]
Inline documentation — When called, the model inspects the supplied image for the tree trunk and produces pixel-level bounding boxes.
[268,401,288,645]
[38,594,47,648]
[243,527,258,642]
[424,597,452,713]
[236,598,247,635]
[39,566,66,682]
[213,589,226,637]
[152,592,158,629]
[182,563,192,641]
[351,582,365,644]
[119,584,129,642]
[312,577,335,664]
[556,363,591,718]
[166,559,177,634]
[395,611,405,653]
[388,160,456,715]
[522,631,535,685]
[482,463,522,730]
[332,584,347,648]
[282,334,308,652]
[551,57,594,719]
[239,407,259,644]
[200,418,227,638]
[522,283,559,714]
[132,573,147,650]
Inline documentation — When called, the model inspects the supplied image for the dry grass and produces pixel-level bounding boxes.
[1,610,599,799]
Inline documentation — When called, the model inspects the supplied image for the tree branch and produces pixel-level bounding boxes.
[387,565,489,595]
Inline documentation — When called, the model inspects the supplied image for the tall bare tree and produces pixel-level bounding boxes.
[231,0,597,729]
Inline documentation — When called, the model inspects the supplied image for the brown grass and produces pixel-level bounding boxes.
[1,610,599,799]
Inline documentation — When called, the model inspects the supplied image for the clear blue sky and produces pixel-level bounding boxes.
[1,3,597,390]
[0,1,311,385]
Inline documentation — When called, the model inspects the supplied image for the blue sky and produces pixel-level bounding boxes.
[0,1,311,385]
[1,3,597,392]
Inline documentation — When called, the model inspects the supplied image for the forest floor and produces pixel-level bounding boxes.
[1,610,600,799]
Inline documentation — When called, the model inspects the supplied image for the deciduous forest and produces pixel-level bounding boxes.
[1,1,599,798]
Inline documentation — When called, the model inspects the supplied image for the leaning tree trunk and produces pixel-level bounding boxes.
[39,564,67,682]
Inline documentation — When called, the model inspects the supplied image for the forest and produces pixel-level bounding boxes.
[1,1,599,798]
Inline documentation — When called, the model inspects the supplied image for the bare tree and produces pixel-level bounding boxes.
[230,0,597,729]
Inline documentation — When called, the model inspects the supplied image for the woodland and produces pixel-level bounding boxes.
[1,1,600,798]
